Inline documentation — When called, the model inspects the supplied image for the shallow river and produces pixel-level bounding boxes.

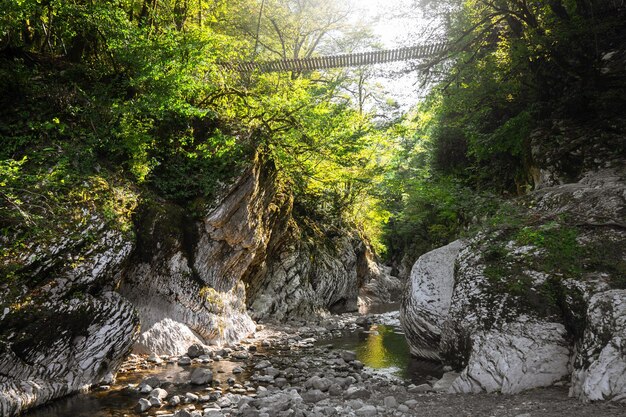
[25,314,441,416]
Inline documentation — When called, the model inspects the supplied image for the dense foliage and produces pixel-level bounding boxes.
[381,0,626,269]
[0,0,398,268]
[1,0,624,275]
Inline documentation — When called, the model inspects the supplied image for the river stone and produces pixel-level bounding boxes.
[305,376,333,392]
[302,389,327,403]
[148,396,162,407]
[340,351,357,362]
[264,367,280,377]
[328,384,343,396]
[188,343,208,358]
[186,392,199,402]
[190,368,214,385]
[355,405,377,416]
[141,376,161,388]
[254,360,271,370]
[449,322,570,394]
[347,399,364,410]
[400,240,467,360]
[345,387,370,400]
[383,395,397,408]
[169,395,181,406]
[432,372,460,392]
[148,353,163,364]
[232,351,250,360]
[151,388,168,400]
[178,356,192,366]
[136,398,152,412]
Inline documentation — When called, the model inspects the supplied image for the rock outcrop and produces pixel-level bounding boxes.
[0,216,139,416]
[246,228,391,321]
[121,158,395,352]
[449,321,571,394]
[570,289,626,402]
[401,168,626,400]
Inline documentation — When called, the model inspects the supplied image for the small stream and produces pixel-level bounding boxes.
[25,311,442,416]
[25,360,253,417]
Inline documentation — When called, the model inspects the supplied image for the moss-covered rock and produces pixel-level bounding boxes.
[401,168,626,400]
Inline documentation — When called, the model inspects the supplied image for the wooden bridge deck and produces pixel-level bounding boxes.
[219,41,449,73]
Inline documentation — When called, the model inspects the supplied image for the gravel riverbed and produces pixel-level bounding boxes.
[25,312,626,417]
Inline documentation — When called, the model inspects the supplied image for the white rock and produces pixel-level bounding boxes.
[570,290,626,402]
[400,240,467,360]
[450,322,570,394]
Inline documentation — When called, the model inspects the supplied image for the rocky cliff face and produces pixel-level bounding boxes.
[0,157,397,415]
[401,168,626,401]
[245,222,396,321]
[118,158,286,354]
[0,216,139,416]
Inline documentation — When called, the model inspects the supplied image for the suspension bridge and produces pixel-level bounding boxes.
[219,40,450,73]
[220,0,624,74]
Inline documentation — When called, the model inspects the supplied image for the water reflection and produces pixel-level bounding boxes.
[25,360,253,417]
[320,323,443,384]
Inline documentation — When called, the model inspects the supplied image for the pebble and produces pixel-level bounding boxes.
[302,389,327,403]
[254,360,271,370]
[187,344,207,358]
[149,396,163,407]
[340,351,357,362]
[185,392,199,402]
[178,356,192,366]
[148,353,164,364]
[151,388,168,400]
[355,405,377,416]
[383,395,397,408]
[345,386,371,400]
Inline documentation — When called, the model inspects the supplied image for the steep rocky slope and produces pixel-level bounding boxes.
[401,167,626,401]
[0,157,398,415]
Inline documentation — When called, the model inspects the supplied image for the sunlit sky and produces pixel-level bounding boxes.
[348,0,436,112]
[355,0,419,47]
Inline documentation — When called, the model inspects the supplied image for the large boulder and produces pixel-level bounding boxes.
[0,292,138,416]
[401,169,626,399]
[449,322,570,394]
[400,240,466,360]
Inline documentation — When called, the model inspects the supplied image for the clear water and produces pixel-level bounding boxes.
[319,322,443,384]
[24,360,253,417]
